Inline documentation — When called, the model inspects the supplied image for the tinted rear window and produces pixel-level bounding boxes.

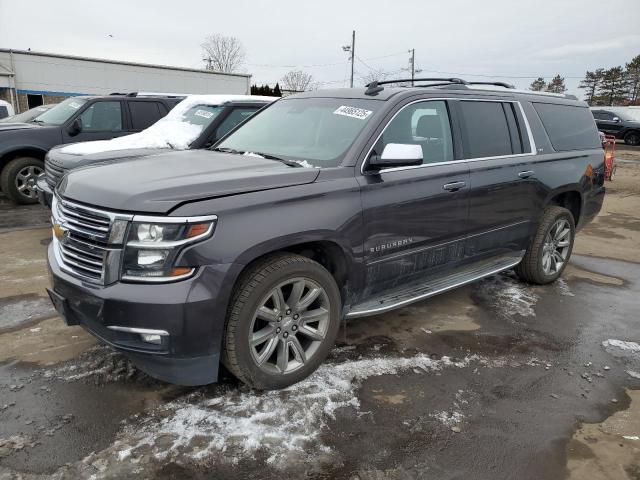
[533,103,600,151]
[129,101,164,130]
[459,101,513,158]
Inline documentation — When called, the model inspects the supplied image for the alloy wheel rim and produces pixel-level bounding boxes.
[15,165,43,200]
[541,218,571,275]
[249,277,330,375]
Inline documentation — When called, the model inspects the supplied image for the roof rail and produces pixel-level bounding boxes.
[467,81,515,89]
[107,92,188,98]
[365,77,468,95]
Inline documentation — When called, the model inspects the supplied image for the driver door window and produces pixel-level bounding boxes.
[374,100,454,165]
[79,101,123,131]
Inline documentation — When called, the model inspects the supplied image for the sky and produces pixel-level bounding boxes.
[1,0,639,97]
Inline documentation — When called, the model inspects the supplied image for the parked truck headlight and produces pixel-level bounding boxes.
[121,217,216,282]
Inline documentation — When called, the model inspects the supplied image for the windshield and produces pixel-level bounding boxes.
[216,98,380,168]
[35,98,87,125]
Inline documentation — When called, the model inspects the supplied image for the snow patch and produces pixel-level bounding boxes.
[476,272,539,318]
[627,371,640,379]
[117,354,481,466]
[556,278,575,297]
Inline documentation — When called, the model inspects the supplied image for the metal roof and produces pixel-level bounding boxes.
[0,48,251,79]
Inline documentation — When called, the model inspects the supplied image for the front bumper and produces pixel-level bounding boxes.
[47,243,241,386]
[36,175,53,208]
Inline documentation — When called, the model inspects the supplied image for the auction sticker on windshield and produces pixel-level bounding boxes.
[69,102,82,109]
[194,109,215,119]
[333,105,373,120]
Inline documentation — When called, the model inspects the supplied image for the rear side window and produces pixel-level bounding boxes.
[128,101,164,130]
[533,103,600,151]
[459,101,513,158]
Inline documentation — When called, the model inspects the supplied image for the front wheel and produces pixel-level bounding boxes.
[515,206,575,285]
[222,253,341,390]
[0,157,44,204]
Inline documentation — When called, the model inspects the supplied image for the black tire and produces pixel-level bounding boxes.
[515,206,575,285]
[624,131,640,146]
[222,253,341,390]
[0,157,44,205]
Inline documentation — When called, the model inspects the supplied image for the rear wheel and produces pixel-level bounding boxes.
[0,157,44,204]
[515,206,575,285]
[624,131,640,146]
[222,253,341,390]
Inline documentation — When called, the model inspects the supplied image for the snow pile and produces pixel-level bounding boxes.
[117,354,480,466]
[602,339,640,353]
[476,272,539,318]
[60,95,274,155]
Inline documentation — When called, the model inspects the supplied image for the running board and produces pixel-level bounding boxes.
[346,252,524,318]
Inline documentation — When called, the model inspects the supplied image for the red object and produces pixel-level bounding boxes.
[603,134,616,181]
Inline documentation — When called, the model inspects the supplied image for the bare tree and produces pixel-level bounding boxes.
[361,69,389,86]
[280,70,314,92]
[201,34,246,73]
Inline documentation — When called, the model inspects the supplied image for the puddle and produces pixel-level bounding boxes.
[564,264,625,286]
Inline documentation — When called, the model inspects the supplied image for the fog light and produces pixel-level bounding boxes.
[140,333,162,344]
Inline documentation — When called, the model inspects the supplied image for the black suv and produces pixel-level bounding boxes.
[0,93,183,204]
[37,95,274,207]
[591,108,640,146]
[46,79,605,389]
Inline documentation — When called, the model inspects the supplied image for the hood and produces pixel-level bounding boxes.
[59,150,320,213]
[0,122,39,132]
[48,144,168,170]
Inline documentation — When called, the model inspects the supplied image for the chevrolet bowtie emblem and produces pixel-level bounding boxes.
[53,223,69,241]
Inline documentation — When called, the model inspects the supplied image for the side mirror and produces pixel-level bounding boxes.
[612,117,621,123]
[368,143,423,170]
[67,118,82,136]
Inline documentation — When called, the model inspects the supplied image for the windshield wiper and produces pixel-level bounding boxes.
[248,152,302,168]
[31,119,45,124]
[212,147,243,154]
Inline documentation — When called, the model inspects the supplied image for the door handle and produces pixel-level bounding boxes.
[443,181,466,192]
[518,170,535,179]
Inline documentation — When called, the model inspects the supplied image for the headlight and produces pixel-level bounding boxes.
[121,216,216,282]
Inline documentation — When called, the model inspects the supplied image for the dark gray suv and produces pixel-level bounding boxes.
[46,79,605,390]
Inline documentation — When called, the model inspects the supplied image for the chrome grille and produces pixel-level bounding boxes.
[45,156,66,190]
[52,196,133,284]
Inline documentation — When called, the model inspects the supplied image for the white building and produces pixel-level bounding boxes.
[0,49,251,112]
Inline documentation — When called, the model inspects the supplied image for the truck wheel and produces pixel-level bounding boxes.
[624,131,640,146]
[0,157,44,205]
[223,253,341,390]
[515,206,575,285]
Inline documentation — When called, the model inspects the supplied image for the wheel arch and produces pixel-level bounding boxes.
[0,147,47,172]
[545,188,582,227]
[228,233,358,309]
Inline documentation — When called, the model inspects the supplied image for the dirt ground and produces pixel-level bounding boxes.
[0,149,639,479]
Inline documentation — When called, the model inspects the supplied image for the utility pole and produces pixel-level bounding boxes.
[409,49,415,86]
[342,30,356,88]
[350,30,355,88]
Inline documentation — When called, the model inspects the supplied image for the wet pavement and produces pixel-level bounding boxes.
[0,159,639,479]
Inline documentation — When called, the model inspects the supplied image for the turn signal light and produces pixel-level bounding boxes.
[186,223,210,238]
[170,267,193,277]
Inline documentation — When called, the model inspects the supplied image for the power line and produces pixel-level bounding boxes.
[246,50,407,69]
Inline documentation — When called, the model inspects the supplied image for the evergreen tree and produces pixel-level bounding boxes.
[273,83,282,97]
[625,54,640,104]
[578,69,604,105]
[530,77,546,91]
[598,66,629,105]
[546,75,567,94]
